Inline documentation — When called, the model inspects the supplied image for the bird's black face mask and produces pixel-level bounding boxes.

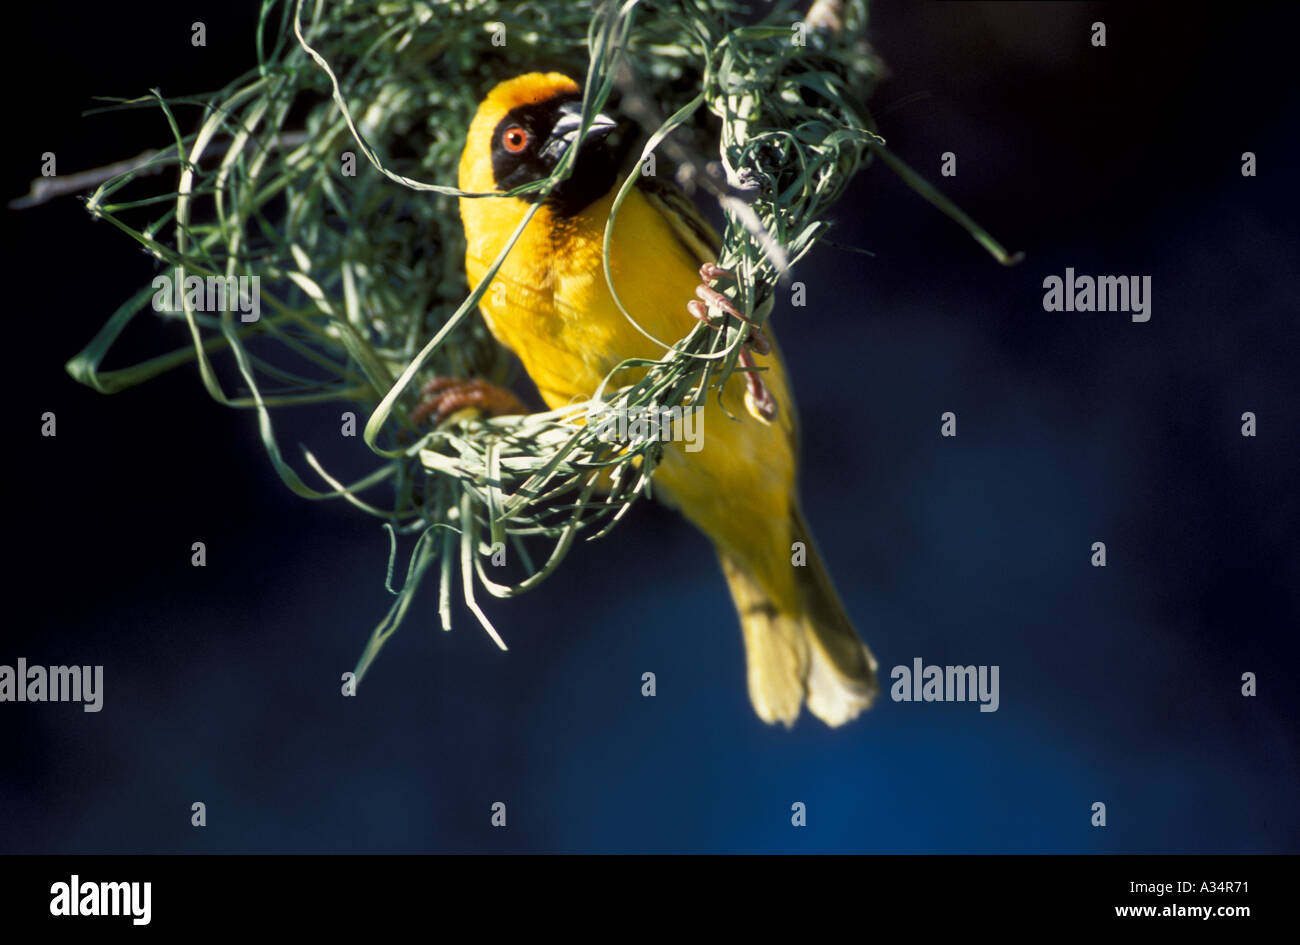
[490,94,619,217]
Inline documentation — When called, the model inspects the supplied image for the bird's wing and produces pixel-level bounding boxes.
[634,174,798,452]
[634,174,722,265]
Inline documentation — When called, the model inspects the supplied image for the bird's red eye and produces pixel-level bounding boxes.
[502,126,529,153]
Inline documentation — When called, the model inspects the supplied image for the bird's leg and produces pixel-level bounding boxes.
[410,376,527,427]
[687,263,778,421]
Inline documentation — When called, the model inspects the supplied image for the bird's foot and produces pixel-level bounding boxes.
[411,377,527,427]
[736,347,778,421]
[687,263,778,422]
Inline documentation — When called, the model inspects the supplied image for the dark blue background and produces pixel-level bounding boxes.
[4,2,1297,852]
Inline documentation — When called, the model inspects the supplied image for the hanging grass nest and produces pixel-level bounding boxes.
[64,0,1018,684]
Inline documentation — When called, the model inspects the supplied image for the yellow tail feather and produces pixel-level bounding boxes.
[718,506,879,727]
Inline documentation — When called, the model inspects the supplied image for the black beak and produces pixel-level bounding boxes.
[541,100,617,162]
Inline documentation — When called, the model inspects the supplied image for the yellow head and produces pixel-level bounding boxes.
[458,73,619,218]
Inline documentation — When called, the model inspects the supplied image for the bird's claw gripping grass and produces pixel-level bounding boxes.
[688,263,778,422]
[411,377,527,427]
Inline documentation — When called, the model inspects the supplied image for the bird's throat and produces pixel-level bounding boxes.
[546,144,619,218]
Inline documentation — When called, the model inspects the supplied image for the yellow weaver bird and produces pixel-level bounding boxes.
[435,72,878,727]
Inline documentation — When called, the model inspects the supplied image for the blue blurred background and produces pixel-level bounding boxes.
[4,2,1297,853]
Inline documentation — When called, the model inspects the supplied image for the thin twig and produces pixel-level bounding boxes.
[9,132,309,209]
